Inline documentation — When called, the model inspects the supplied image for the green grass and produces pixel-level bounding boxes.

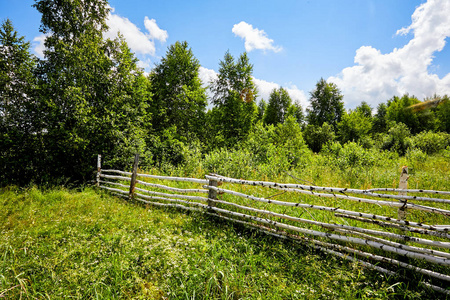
[1,186,447,299]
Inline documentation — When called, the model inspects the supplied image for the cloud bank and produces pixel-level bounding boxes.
[328,0,450,108]
[232,21,282,53]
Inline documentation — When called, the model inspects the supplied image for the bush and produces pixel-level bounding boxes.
[323,141,376,169]
[303,122,335,152]
[410,131,450,154]
[381,122,411,155]
[203,148,256,179]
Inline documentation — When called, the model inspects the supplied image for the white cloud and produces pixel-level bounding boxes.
[232,21,282,53]
[144,17,168,43]
[199,66,218,87]
[104,10,168,57]
[105,13,157,56]
[253,78,308,109]
[33,34,47,59]
[328,0,450,108]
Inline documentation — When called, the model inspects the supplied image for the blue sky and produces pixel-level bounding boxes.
[2,0,450,109]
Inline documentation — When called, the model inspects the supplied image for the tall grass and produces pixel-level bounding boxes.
[1,186,443,299]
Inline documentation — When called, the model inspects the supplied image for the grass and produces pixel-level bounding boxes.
[1,185,447,299]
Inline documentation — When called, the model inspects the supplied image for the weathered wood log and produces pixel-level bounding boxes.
[100,174,131,181]
[206,184,450,217]
[136,179,208,194]
[135,187,208,202]
[331,227,450,259]
[204,185,449,231]
[101,169,132,176]
[212,214,450,292]
[99,180,129,189]
[207,174,218,208]
[335,213,450,239]
[129,153,140,200]
[99,185,128,195]
[138,173,208,184]
[398,166,409,220]
[200,205,450,266]
[96,154,101,187]
[367,187,450,196]
[206,174,450,204]
[205,196,450,251]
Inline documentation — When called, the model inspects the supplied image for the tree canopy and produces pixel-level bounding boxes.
[149,41,207,141]
[209,51,258,147]
[306,78,344,130]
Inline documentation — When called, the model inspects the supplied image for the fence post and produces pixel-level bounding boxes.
[397,166,409,221]
[207,174,218,208]
[129,153,140,200]
[96,154,101,187]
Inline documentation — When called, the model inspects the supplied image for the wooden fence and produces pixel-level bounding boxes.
[96,154,450,294]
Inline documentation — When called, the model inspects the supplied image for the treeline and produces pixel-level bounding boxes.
[1,0,450,186]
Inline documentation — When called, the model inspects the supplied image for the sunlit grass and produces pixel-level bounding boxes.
[1,186,442,299]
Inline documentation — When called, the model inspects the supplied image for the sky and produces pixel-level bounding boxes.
[1,0,450,110]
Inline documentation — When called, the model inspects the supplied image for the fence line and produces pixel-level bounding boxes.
[96,154,450,294]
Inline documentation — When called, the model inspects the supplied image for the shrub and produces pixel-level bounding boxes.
[337,142,376,168]
[381,122,411,155]
[303,122,335,152]
[410,131,450,155]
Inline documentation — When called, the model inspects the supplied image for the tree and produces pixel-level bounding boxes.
[386,94,436,134]
[263,87,291,126]
[372,102,388,134]
[286,100,304,125]
[209,51,258,147]
[149,41,207,141]
[306,78,344,130]
[355,101,372,118]
[337,110,373,144]
[34,0,150,182]
[0,19,39,185]
[303,122,335,152]
[257,99,266,121]
[433,95,450,133]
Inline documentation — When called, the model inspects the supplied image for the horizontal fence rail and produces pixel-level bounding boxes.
[96,154,450,295]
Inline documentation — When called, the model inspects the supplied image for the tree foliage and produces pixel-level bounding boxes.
[0,19,40,185]
[209,51,258,147]
[149,41,207,141]
[263,87,291,125]
[303,122,335,153]
[386,94,436,134]
[337,110,373,144]
[33,0,150,182]
[306,78,344,130]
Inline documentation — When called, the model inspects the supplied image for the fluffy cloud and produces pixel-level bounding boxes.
[33,34,46,59]
[253,78,308,109]
[199,67,307,109]
[105,13,166,56]
[232,21,282,53]
[144,17,168,43]
[328,0,450,108]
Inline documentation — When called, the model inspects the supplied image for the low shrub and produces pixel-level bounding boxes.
[410,131,450,155]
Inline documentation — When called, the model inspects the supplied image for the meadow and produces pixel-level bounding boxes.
[1,148,449,299]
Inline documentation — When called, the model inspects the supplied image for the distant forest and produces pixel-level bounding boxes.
[1,0,450,185]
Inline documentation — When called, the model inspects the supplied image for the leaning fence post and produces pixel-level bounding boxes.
[207,174,218,208]
[129,153,140,200]
[397,166,409,221]
[96,154,101,187]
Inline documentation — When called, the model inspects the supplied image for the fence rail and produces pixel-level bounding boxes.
[96,154,450,294]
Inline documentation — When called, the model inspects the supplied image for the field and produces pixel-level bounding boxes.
[1,150,449,299]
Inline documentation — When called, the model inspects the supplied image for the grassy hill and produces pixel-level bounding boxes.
[1,186,445,299]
